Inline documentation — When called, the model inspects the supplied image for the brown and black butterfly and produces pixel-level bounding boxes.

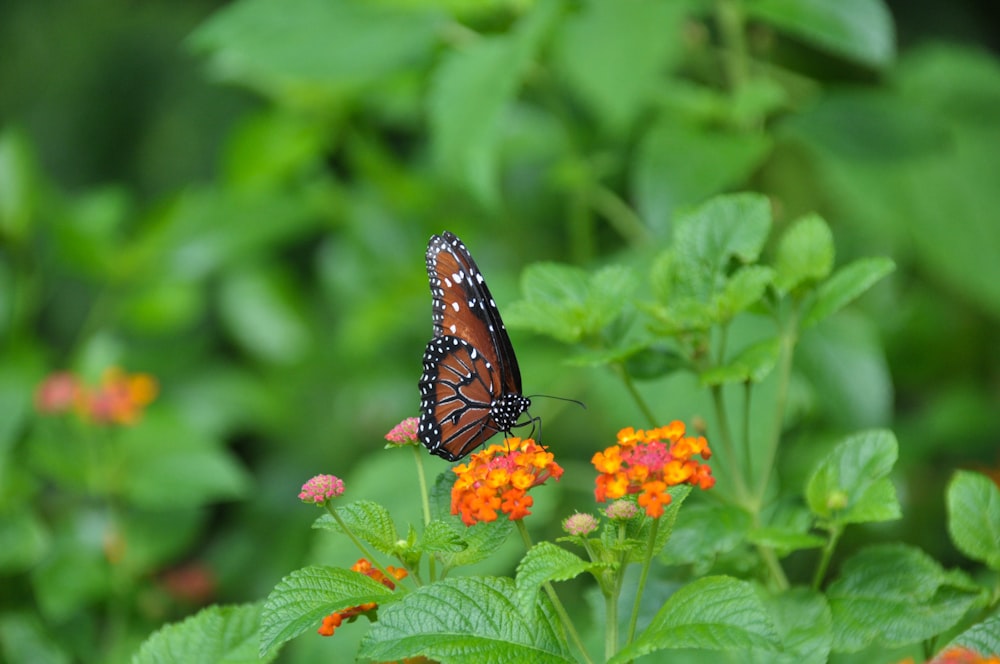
[417,232,532,461]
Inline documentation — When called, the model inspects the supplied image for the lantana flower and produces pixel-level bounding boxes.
[898,648,1000,664]
[384,417,420,448]
[318,558,408,637]
[35,367,158,425]
[451,438,563,526]
[592,422,715,518]
[299,474,345,505]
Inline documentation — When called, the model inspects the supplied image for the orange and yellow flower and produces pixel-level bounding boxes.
[593,422,714,518]
[35,367,158,425]
[318,558,408,637]
[450,438,563,526]
[899,648,1000,664]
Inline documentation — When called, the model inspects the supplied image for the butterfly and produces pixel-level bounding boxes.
[417,231,531,461]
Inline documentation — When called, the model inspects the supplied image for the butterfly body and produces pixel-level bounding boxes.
[418,232,531,461]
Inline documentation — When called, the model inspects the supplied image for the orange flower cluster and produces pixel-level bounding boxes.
[451,438,563,526]
[900,648,1000,664]
[318,559,407,637]
[592,422,715,518]
[35,368,158,425]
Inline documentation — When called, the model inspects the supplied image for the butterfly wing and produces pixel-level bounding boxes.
[418,232,527,460]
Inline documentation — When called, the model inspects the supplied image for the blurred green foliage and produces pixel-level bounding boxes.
[1,0,999,662]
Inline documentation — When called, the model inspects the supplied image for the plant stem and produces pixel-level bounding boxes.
[410,445,436,581]
[618,366,657,428]
[812,523,842,590]
[709,384,751,504]
[625,516,659,647]
[754,312,799,504]
[715,0,750,94]
[516,521,594,664]
[589,185,652,248]
[327,506,408,595]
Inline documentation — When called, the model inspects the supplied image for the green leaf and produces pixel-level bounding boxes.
[635,121,773,231]
[505,263,636,343]
[774,214,835,294]
[700,338,780,386]
[717,265,775,319]
[946,471,1000,570]
[515,542,593,614]
[805,429,900,525]
[0,127,39,241]
[944,611,1000,660]
[119,415,250,509]
[438,519,515,569]
[610,576,781,662]
[751,588,832,664]
[0,613,71,664]
[661,503,752,569]
[218,265,311,365]
[828,544,981,652]
[746,0,895,69]
[552,0,688,132]
[747,527,825,556]
[801,257,895,329]
[429,0,559,206]
[190,0,441,98]
[0,508,49,573]
[672,193,773,299]
[313,500,399,556]
[359,576,573,664]
[420,519,467,555]
[133,603,267,664]
[259,566,395,656]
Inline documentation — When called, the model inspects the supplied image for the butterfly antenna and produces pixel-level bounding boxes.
[526,393,587,410]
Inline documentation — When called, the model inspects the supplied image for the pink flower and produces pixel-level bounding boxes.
[385,417,420,445]
[299,475,345,505]
[35,372,83,415]
[604,499,639,521]
[562,512,599,536]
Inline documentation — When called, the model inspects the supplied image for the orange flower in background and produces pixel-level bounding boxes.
[318,558,408,637]
[593,422,715,518]
[899,648,1000,664]
[35,367,158,425]
[451,438,563,526]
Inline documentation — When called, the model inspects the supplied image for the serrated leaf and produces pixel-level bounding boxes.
[944,611,1000,660]
[429,0,559,206]
[133,603,268,664]
[828,544,981,652]
[420,520,467,555]
[610,576,781,662]
[670,193,773,302]
[774,214,834,294]
[552,0,687,132]
[359,576,573,664]
[259,566,395,656]
[515,542,593,614]
[700,338,780,386]
[661,503,752,568]
[313,500,399,555]
[746,0,895,69]
[752,588,832,664]
[946,471,1000,570]
[802,257,895,328]
[805,429,900,525]
[438,519,515,569]
[505,262,636,343]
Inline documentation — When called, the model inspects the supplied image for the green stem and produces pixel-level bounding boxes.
[754,312,799,504]
[708,385,751,503]
[715,0,750,94]
[625,516,659,647]
[410,445,436,582]
[619,365,657,428]
[605,521,629,660]
[327,505,408,595]
[516,521,594,664]
[812,523,842,590]
[588,185,652,248]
